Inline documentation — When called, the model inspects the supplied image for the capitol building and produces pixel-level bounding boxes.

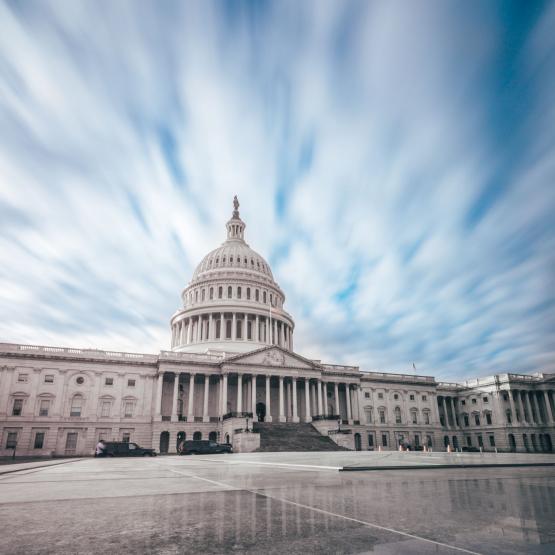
[1,199,554,457]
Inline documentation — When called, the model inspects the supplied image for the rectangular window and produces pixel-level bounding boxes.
[486,413,492,425]
[410,394,415,401]
[477,435,483,447]
[464,415,469,427]
[12,399,23,416]
[379,410,386,424]
[474,414,480,426]
[461,400,466,405]
[44,375,54,383]
[122,432,131,443]
[364,392,370,398]
[424,412,430,424]
[65,432,78,449]
[34,432,45,449]
[365,410,372,424]
[466,436,472,447]
[70,398,82,417]
[381,434,388,447]
[412,413,417,424]
[124,402,133,418]
[17,374,28,383]
[6,432,18,449]
[101,401,111,417]
[472,398,477,404]
[368,434,374,447]
[489,435,496,447]
[105,377,114,386]
[39,400,50,417]
[483,397,488,403]
[422,395,427,401]
[378,393,384,399]
[127,379,136,387]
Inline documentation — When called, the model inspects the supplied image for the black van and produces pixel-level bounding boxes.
[103,442,157,457]
[178,440,232,455]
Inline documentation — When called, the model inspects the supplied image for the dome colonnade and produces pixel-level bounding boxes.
[170,197,294,354]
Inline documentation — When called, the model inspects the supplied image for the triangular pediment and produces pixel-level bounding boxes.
[224,346,320,370]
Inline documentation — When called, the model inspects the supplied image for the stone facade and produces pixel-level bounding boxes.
[1,199,553,456]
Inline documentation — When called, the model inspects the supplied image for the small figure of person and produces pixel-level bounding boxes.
[95,439,107,458]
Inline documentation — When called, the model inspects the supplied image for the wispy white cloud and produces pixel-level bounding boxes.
[0,1,554,380]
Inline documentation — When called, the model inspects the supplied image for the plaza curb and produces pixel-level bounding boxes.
[339,462,555,471]
[0,458,84,476]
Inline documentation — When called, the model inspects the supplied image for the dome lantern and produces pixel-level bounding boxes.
[226,195,245,241]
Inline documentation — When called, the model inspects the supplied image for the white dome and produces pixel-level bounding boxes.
[170,197,294,354]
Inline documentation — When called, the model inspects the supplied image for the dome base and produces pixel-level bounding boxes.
[172,340,269,355]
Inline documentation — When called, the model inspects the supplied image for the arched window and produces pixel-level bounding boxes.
[209,287,214,300]
[263,291,267,303]
[226,320,232,339]
[394,406,402,424]
[228,286,232,298]
[201,289,205,301]
[270,293,273,305]
[423,410,430,425]
[255,289,259,301]
[195,290,198,302]
[70,395,83,417]
[236,319,242,339]
[218,286,223,299]
[247,321,252,340]
[237,287,241,299]
[246,288,251,300]
[379,408,386,423]
[230,256,234,264]
[216,320,221,339]
[193,431,202,440]
[365,407,373,424]
[209,431,218,442]
[216,257,219,265]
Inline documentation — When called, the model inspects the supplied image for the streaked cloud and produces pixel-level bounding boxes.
[0,0,554,380]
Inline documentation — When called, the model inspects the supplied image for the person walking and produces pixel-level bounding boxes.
[95,439,107,457]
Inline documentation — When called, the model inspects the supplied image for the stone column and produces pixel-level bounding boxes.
[441,397,450,429]
[543,390,555,423]
[290,331,293,352]
[273,320,277,345]
[304,378,312,422]
[508,390,517,426]
[292,378,299,422]
[280,323,285,348]
[180,322,186,345]
[187,319,193,344]
[255,315,259,342]
[265,375,272,422]
[251,375,257,415]
[232,313,237,341]
[346,385,352,423]
[237,374,243,412]
[209,314,214,341]
[187,373,195,421]
[279,376,285,422]
[530,392,541,424]
[317,380,323,415]
[222,374,228,417]
[322,382,328,416]
[265,317,270,344]
[518,390,527,424]
[334,383,340,417]
[171,372,180,422]
[220,313,225,340]
[524,391,533,424]
[155,373,164,420]
[203,375,210,422]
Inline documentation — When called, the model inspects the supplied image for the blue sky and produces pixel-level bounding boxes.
[0,1,554,380]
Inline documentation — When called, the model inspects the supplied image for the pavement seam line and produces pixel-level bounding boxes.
[194,458,341,471]
[161,461,484,555]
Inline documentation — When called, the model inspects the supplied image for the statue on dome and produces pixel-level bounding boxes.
[232,195,240,217]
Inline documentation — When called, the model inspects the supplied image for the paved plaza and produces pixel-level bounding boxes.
[0,452,554,554]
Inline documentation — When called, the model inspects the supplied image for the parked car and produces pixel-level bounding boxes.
[103,442,157,457]
[178,440,233,455]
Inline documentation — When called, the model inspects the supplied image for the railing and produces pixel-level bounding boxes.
[159,350,224,362]
[222,412,253,421]
[323,364,360,373]
[362,370,435,383]
[0,342,158,362]
[312,414,340,421]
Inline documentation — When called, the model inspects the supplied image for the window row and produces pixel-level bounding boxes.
[364,406,432,425]
[14,373,138,387]
[364,391,429,402]
[186,285,282,308]
[203,253,270,274]
[9,396,137,418]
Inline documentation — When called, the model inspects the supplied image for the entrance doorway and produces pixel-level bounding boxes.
[354,433,362,451]
[208,431,217,442]
[159,431,169,454]
[256,402,266,422]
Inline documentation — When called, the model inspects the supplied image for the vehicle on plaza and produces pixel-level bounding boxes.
[103,442,157,457]
[178,440,233,455]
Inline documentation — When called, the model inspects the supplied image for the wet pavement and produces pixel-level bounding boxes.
[0,453,554,554]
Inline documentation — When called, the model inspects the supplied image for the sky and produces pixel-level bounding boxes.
[0,1,554,381]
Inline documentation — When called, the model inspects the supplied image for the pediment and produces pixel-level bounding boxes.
[225,347,318,370]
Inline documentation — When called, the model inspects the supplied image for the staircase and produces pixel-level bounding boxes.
[253,422,348,452]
